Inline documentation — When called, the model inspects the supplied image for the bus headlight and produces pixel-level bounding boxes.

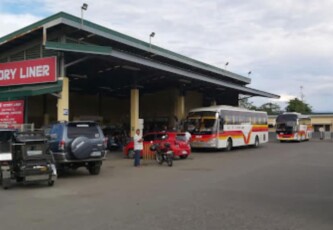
[208,138,216,146]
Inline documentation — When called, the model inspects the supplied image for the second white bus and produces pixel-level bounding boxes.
[184,105,268,150]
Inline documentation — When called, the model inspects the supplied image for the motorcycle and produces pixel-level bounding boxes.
[149,142,173,167]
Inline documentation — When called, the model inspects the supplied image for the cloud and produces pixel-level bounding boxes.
[0,0,332,111]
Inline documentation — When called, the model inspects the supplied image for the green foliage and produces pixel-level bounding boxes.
[257,102,281,115]
[285,98,312,114]
[239,97,257,110]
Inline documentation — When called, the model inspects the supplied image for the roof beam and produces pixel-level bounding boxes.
[44,42,279,99]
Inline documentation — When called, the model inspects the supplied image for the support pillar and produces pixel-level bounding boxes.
[130,88,139,137]
[175,95,185,121]
[43,95,49,125]
[57,77,69,121]
[44,114,50,125]
[173,90,185,131]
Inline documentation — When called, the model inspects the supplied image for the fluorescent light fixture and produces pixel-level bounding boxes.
[178,79,191,84]
[69,74,87,79]
[99,87,114,92]
[122,65,140,71]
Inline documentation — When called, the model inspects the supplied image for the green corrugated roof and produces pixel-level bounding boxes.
[45,41,112,55]
[0,11,250,84]
[0,81,62,101]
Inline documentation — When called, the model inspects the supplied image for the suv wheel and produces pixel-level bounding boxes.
[88,162,101,175]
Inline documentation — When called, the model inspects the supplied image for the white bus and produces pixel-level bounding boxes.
[184,105,268,150]
[276,112,312,142]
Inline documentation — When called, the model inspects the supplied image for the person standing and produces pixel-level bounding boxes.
[185,131,192,144]
[133,128,143,167]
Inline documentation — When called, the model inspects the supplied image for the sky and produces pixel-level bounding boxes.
[0,0,333,112]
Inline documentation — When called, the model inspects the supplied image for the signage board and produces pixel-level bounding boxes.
[0,57,57,86]
[0,100,24,124]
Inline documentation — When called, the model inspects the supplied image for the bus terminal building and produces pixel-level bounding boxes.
[0,12,279,135]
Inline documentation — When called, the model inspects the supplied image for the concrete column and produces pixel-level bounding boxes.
[44,114,50,125]
[57,77,69,121]
[130,88,139,137]
[175,94,185,121]
[43,95,49,125]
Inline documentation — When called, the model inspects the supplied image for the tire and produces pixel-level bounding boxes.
[48,180,55,186]
[71,136,93,159]
[180,155,188,159]
[156,153,163,164]
[254,136,259,148]
[166,156,173,167]
[225,138,232,151]
[88,163,101,175]
[2,179,10,190]
[127,149,135,159]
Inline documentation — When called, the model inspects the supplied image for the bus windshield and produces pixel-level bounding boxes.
[185,111,218,135]
[276,114,298,133]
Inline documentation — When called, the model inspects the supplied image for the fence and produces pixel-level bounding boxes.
[142,143,155,160]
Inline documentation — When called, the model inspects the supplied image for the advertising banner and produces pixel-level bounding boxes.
[0,100,24,124]
[0,57,57,86]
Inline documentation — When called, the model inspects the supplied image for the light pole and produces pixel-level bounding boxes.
[149,32,155,49]
[248,71,252,77]
[81,3,88,29]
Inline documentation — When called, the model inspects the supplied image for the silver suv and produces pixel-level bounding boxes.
[48,121,107,175]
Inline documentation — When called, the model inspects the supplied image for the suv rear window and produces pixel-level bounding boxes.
[67,123,100,139]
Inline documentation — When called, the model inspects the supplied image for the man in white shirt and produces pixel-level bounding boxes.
[185,131,192,143]
[133,129,143,167]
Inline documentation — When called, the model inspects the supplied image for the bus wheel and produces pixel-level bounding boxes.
[254,136,259,148]
[226,138,232,151]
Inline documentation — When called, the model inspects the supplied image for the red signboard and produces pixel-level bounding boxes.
[0,57,57,86]
[0,100,24,124]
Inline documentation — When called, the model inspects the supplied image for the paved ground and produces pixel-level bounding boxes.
[1,140,333,230]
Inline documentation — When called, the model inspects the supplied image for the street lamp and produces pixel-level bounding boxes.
[81,3,88,29]
[149,32,155,49]
[225,62,229,70]
[248,71,252,77]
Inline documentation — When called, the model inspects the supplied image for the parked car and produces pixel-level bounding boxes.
[48,121,107,175]
[102,127,129,150]
[0,130,57,189]
[123,131,191,159]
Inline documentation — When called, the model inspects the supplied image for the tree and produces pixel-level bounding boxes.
[239,96,257,110]
[285,98,312,114]
[258,102,281,115]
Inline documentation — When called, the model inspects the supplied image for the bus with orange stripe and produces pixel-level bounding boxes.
[184,106,268,150]
[276,112,312,142]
